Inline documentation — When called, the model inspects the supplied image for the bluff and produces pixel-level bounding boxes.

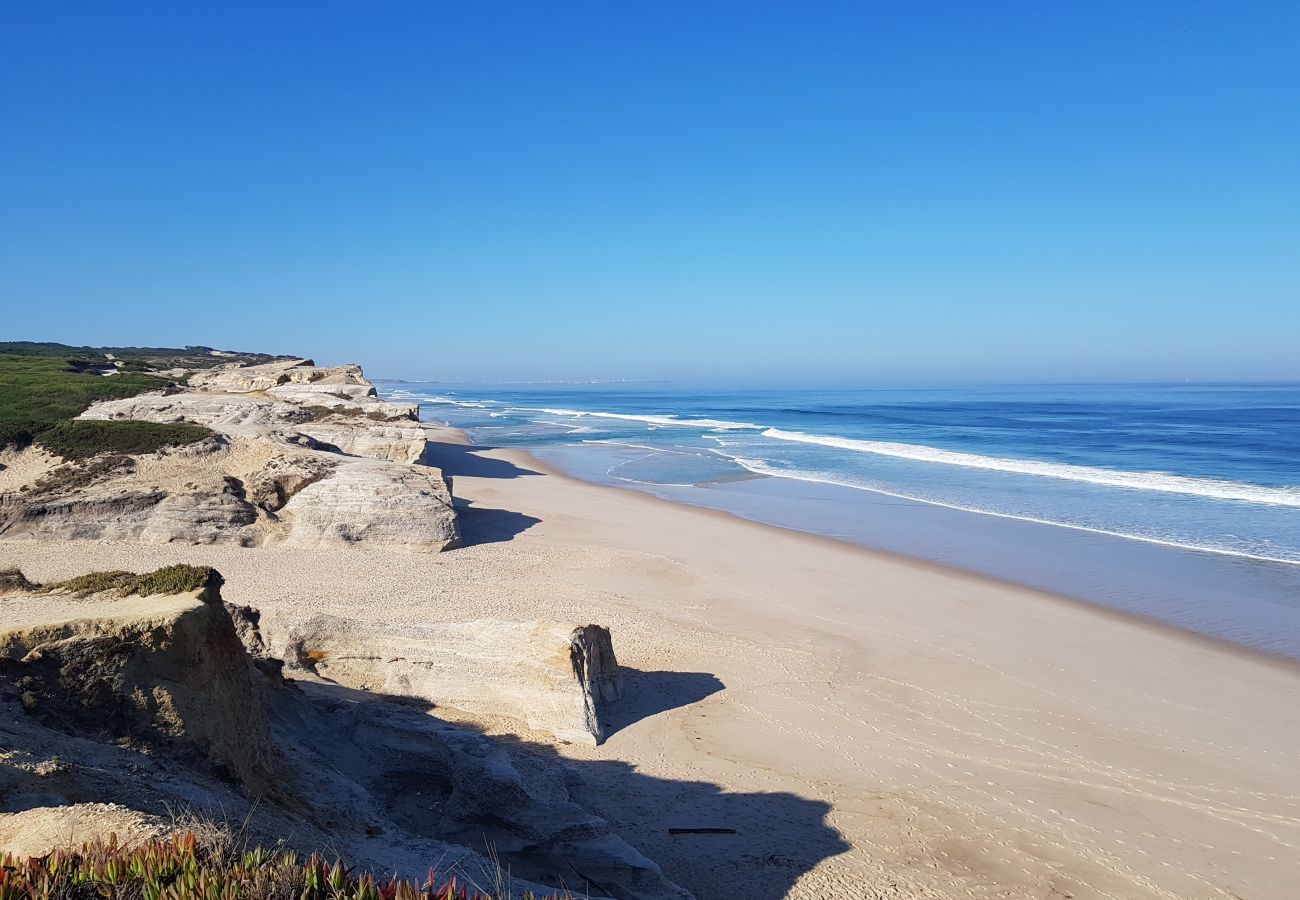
[0,566,691,899]
[0,358,460,552]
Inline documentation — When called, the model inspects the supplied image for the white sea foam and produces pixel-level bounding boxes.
[508,406,761,430]
[398,394,498,408]
[726,455,1300,565]
[760,428,1300,508]
[582,438,725,457]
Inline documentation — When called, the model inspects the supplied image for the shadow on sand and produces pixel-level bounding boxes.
[0,661,849,900]
[454,504,542,546]
[420,440,545,546]
[603,668,724,739]
[333,678,848,900]
[422,442,542,480]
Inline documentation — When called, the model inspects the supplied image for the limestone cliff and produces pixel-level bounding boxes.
[0,359,460,552]
[284,616,624,744]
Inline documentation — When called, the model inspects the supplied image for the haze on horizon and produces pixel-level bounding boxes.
[3,3,1298,386]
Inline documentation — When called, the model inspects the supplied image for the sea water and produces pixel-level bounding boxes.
[383,383,1300,658]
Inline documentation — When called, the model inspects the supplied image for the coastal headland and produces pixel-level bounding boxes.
[2,348,1297,899]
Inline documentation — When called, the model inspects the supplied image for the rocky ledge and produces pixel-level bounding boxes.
[285,616,624,744]
[0,359,460,552]
[0,569,691,899]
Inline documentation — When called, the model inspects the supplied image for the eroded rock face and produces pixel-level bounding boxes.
[0,482,260,546]
[282,363,369,386]
[240,454,335,512]
[305,683,690,899]
[283,616,622,743]
[295,424,429,464]
[188,361,375,394]
[0,582,278,796]
[186,359,312,393]
[572,624,624,744]
[279,461,459,552]
[81,392,306,432]
[267,382,378,402]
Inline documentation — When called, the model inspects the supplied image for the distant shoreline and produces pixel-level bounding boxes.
[433,422,1300,671]
[404,383,1300,662]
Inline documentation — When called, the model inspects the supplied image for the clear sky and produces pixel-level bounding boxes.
[2,2,1297,385]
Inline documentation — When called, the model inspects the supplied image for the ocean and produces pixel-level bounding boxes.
[384,383,1300,658]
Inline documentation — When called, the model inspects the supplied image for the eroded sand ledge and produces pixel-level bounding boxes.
[3,426,1299,899]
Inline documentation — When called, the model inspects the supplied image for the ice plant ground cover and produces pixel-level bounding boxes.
[0,833,565,899]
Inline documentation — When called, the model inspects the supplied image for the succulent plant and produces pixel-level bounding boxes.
[0,833,555,900]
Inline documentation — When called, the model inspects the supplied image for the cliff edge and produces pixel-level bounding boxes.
[0,566,690,899]
[0,358,460,552]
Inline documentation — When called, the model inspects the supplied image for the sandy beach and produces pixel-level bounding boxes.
[4,430,1298,900]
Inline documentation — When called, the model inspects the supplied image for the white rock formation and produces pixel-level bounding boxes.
[295,423,430,464]
[82,390,417,433]
[2,360,458,552]
[80,392,305,433]
[280,460,459,551]
[283,616,624,744]
[188,360,376,394]
[187,358,312,392]
[267,382,377,402]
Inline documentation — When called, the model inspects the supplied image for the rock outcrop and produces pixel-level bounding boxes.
[572,624,624,742]
[79,392,307,433]
[0,573,688,899]
[284,616,624,744]
[0,444,263,546]
[186,360,376,394]
[280,459,459,551]
[0,361,459,552]
[0,574,277,796]
[294,423,430,464]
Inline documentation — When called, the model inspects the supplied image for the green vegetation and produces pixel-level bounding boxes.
[129,564,219,597]
[298,405,406,423]
[0,341,295,369]
[39,570,138,598]
[30,454,137,494]
[0,833,556,899]
[35,420,211,460]
[2,564,220,598]
[0,354,210,458]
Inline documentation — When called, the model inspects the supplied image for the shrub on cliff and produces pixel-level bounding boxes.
[34,420,210,460]
[128,564,219,597]
[6,564,220,599]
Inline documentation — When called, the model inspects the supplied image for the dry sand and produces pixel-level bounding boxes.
[3,432,1298,899]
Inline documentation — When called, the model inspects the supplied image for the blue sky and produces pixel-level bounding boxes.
[2,2,1297,384]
